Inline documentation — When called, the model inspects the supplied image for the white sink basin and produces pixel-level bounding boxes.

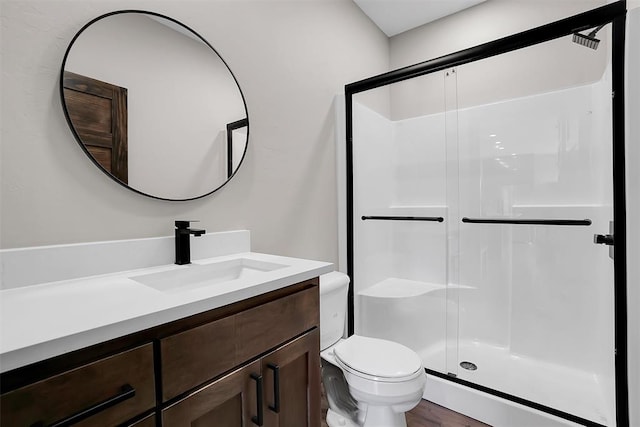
[130,258,288,293]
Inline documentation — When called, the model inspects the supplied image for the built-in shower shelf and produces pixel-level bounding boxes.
[359,277,460,298]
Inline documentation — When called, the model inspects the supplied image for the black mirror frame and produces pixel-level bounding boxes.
[60,10,250,201]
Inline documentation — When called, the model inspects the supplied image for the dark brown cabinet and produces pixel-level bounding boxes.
[163,330,320,427]
[0,279,321,427]
[0,344,155,427]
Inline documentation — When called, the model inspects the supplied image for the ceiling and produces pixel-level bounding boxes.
[353,0,487,37]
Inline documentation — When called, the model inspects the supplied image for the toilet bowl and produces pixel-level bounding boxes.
[320,272,426,427]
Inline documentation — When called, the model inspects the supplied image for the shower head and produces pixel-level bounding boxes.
[572,32,600,49]
[572,24,605,50]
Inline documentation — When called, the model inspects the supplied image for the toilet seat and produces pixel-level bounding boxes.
[333,335,423,383]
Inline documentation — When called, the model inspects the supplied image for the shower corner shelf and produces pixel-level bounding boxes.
[358,278,446,298]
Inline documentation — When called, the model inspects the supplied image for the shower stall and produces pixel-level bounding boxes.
[344,3,627,426]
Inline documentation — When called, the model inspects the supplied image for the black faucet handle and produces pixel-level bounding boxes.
[175,220,200,229]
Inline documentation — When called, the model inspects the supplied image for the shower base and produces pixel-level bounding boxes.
[421,340,614,426]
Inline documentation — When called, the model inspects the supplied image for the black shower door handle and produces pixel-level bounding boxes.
[594,234,614,245]
[594,221,615,245]
[594,221,615,260]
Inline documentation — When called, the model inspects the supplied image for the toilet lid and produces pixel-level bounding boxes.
[333,335,422,380]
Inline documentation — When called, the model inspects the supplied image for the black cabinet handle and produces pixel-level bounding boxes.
[250,373,264,426]
[31,384,135,427]
[267,364,280,413]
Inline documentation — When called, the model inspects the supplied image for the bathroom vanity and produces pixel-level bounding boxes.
[0,231,332,426]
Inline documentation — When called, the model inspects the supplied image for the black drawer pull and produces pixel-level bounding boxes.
[267,364,280,413]
[31,384,135,427]
[250,373,264,426]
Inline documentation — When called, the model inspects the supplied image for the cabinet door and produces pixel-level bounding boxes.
[162,360,261,427]
[262,329,321,427]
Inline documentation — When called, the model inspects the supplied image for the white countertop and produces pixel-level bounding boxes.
[0,251,333,373]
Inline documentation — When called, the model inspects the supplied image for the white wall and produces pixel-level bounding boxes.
[0,0,389,265]
[389,0,609,121]
[390,0,609,71]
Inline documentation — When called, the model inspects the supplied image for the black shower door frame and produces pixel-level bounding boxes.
[344,1,628,426]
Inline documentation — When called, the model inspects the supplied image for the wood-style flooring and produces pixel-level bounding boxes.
[404,400,491,427]
[321,385,491,427]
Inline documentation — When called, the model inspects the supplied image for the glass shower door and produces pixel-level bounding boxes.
[347,4,626,424]
[452,31,616,425]
[351,73,451,375]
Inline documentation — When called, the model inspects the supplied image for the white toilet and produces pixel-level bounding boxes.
[320,272,426,427]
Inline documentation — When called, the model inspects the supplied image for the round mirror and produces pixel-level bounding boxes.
[60,10,249,201]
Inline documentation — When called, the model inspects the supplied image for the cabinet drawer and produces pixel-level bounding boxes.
[161,313,237,402]
[235,284,319,363]
[161,285,319,401]
[0,344,155,427]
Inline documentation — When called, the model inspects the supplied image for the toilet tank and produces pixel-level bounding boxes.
[319,271,350,350]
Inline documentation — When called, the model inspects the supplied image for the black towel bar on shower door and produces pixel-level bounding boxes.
[461,217,592,226]
[361,216,444,222]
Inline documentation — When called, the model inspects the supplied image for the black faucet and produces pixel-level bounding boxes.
[175,220,206,265]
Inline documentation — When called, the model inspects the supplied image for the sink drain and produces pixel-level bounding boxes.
[460,361,477,371]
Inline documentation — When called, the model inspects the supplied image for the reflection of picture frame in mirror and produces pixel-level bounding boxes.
[226,118,248,179]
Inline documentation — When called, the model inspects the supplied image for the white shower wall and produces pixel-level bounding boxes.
[352,74,615,424]
[352,102,448,336]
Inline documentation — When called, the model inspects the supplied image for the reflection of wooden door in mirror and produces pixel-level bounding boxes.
[63,71,128,184]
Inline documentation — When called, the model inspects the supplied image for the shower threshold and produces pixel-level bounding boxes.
[421,340,613,427]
